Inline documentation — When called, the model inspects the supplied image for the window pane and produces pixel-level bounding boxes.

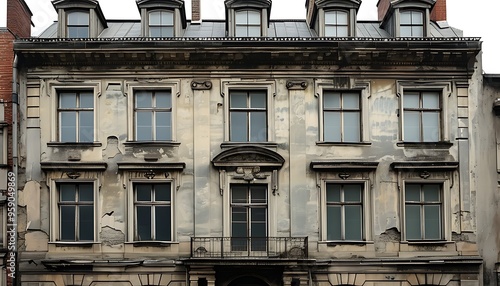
[155,112,172,141]
[400,26,412,37]
[343,112,360,142]
[325,11,336,24]
[149,11,161,25]
[79,184,93,201]
[251,208,266,223]
[337,11,348,25]
[412,11,423,24]
[400,11,411,24]
[345,205,362,240]
[80,92,94,108]
[250,112,266,142]
[324,92,341,109]
[60,112,77,142]
[337,27,348,37]
[79,111,94,142]
[324,27,336,37]
[136,185,152,201]
[68,11,89,25]
[60,93,77,108]
[161,11,174,25]
[79,205,94,241]
[155,184,171,201]
[326,184,341,202]
[60,184,76,201]
[404,111,420,142]
[405,205,421,240]
[232,207,248,222]
[155,206,171,241]
[422,91,440,109]
[424,205,441,239]
[405,184,421,201]
[136,111,153,140]
[327,206,341,240]
[251,186,267,204]
[235,11,247,24]
[324,112,341,142]
[232,185,248,204]
[404,92,420,108]
[247,11,261,25]
[412,26,424,37]
[230,112,247,141]
[137,206,152,241]
[136,91,153,108]
[247,26,261,37]
[159,27,174,37]
[250,92,266,108]
[235,26,247,37]
[156,91,172,108]
[422,112,439,142]
[344,185,362,202]
[423,184,440,202]
[149,27,162,37]
[231,92,247,108]
[343,93,359,109]
[60,206,76,240]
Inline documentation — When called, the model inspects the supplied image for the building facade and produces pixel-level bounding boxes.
[14,0,484,286]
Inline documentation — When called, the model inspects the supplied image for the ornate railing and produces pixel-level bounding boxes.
[191,237,308,259]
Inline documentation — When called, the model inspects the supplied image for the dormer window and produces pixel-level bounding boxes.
[400,10,424,37]
[324,10,349,37]
[67,11,89,38]
[235,10,261,37]
[149,10,174,37]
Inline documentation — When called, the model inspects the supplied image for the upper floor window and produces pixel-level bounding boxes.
[235,10,261,37]
[58,182,94,241]
[400,10,424,37]
[58,90,94,143]
[229,90,267,142]
[326,183,363,241]
[134,90,172,141]
[402,90,441,142]
[67,11,89,38]
[149,10,174,37]
[405,183,443,240]
[134,183,172,241]
[325,10,349,37]
[323,91,361,142]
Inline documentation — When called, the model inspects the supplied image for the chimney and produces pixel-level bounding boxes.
[430,0,446,22]
[7,0,32,37]
[377,0,391,21]
[192,0,201,23]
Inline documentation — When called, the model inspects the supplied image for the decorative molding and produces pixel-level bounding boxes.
[338,172,350,180]
[191,80,213,90]
[420,171,431,179]
[233,166,269,182]
[66,172,81,179]
[144,170,156,179]
[286,80,308,90]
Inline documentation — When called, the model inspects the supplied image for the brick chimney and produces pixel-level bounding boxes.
[192,0,201,22]
[377,0,391,21]
[430,0,446,21]
[7,0,32,37]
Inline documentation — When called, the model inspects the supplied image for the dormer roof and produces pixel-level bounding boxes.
[136,0,187,29]
[51,0,107,28]
[224,0,272,23]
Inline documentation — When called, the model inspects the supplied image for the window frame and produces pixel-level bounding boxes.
[235,9,262,37]
[57,90,95,143]
[48,82,101,145]
[222,80,276,144]
[399,9,425,38]
[49,179,99,243]
[324,9,350,37]
[316,80,370,144]
[228,90,268,143]
[322,90,362,143]
[133,89,173,142]
[397,81,451,143]
[66,10,90,38]
[402,90,442,143]
[126,81,179,143]
[148,9,175,37]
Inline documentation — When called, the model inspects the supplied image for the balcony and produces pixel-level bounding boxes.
[191,237,308,259]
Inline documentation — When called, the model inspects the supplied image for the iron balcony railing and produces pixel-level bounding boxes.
[191,237,308,259]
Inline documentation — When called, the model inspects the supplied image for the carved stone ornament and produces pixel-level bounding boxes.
[286,80,308,90]
[191,80,213,90]
[144,170,156,179]
[66,172,81,179]
[233,166,268,181]
[338,172,350,180]
[420,171,431,179]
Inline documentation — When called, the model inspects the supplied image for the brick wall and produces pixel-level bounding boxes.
[0,30,14,165]
[7,0,31,37]
[192,0,200,22]
[430,0,446,22]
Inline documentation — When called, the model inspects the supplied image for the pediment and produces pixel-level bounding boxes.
[136,0,185,9]
[52,0,100,9]
[212,146,285,170]
[391,0,436,9]
[224,0,272,9]
[315,0,362,10]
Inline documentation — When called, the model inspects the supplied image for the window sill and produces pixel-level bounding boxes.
[403,240,451,245]
[47,142,102,147]
[127,241,177,247]
[316,142,372,146]
[124,141,181,147]
[221,142,278,149]
[320,240,373,246]
[396,142,453,149]
[49,241,97,247]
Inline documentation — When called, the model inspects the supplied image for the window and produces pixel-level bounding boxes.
[149,10,174,37]
[58,90,94,143]
[323,91,361,142]
[326,183,363,241]
[134,90,172,141]
[134,183,172,241]
[405,183,443,240]
[400,10,424,37]
[67,11,89,38]
[235,10,261,37]
[325,10,349,37]
[403,90,441,142]
[231,184,267,251]
[229,90,267,142]
[58,183,94,241]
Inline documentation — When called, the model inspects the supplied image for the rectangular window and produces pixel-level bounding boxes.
[67,11,89,38]
[235,10,261,37]
[405,183,442,240]
[400,10,424,37]
[58,90,94,142]
[326,183,363,241]
[134,90,172,141]
[134,183,172,241]
[323,91,361,142]
[231,185,267,251]
[325,10,349,37]
[58,183,94,241]
[149,10,174,37]
[403,90,441,142]
[229,90,267,142]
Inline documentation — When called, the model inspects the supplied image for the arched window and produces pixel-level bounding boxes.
[149,10,174,37]
[235,10,261,37]
[325,10,349,37]
[67,11,89,38]
[400,10,424,37]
